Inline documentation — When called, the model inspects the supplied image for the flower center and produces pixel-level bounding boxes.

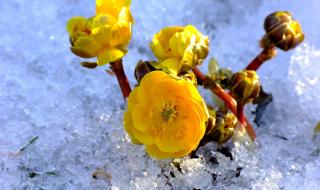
[161,104,177,122]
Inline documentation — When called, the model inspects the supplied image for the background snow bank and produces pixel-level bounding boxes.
[0,0,319,189]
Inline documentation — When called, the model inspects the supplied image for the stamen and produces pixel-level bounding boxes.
[161,104,177,122]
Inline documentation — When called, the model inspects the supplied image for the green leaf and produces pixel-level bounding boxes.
[19,136,39,152]
[208,58,219,79]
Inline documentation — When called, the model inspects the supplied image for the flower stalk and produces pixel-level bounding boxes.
[237,103,245,125]
[246,11,304,71]
[245,46,276,71]
[110,59,131,100]
[192,67,256,140]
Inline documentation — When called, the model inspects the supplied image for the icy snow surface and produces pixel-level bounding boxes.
[0,0,319,189]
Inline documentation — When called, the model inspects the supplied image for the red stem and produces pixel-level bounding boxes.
[245,46,276,71]
[237,103,245,125]
[192,68,237,113]
[192,67,256,140]
[110,60,131,101]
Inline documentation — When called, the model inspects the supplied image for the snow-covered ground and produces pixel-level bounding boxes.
[0,0,319,189]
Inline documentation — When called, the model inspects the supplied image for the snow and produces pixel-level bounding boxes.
[0,0,319,189]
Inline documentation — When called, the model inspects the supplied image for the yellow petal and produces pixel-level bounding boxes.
[159,113,198,152]
[146,145,173,159]
[91,25,112,47]
[127,87,139,113]
[150,38,166,61]
[132,127,155,145]
[159,57,181,75]
[66,16,88,34]
[71,37,102,58]
[110,21,131,47]
[176,99,206,145]
[117,7,133,24]
[131,103,153,132]
[155,132,184,153]
[97,49,126,66]
[156,26,184,46]
[150,77,202,104]
[137,71,169,103]
[150,26,183,60]
[169,31,189,58]
[92,14,117,28]
[96,0,131,16]
[176,80,203,103]
[172,148,192,158]
[123,111,141,144]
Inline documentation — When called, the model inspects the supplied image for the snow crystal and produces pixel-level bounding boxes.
[0,0,319,189]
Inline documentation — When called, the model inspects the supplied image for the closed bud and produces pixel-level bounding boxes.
[134,60,156,83]
[150,25,209,75]
[205,109,216,135]
[207,111,237,144]
[230,70,260,105]
[218,68,233,88]
[262,11,304,51]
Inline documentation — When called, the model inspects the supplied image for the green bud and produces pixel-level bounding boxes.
[207,58,233,88]
[218,68,233,88]
[207,111,237,144]
[230,70,260,105]
[205,108,216,135]
[134,60,156,83]
[208,58,220,80]
[262,11,304,51]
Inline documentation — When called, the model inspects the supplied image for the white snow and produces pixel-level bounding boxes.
[0,0,319,189]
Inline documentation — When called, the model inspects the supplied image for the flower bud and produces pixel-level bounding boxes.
[218,68,233,88]
[205,109,216,134]
[206,111,237,144]
[262,11,304,51]
[150,25,209,75]
[134,60,156,83]
[230,70,260,105]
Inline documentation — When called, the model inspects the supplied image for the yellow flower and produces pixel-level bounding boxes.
[96,0,131,15]
[124,71,209,159]
[67,0,133,66]
[150,25,209,75]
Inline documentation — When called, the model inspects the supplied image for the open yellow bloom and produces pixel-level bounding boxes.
[124,71,209,159]
[150,25,209,75]
[67,0,133,66]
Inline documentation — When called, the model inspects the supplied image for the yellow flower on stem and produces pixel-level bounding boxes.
[124,71,209,159]
[96,0,131,15]
[150,25,209,75]
[67,0,133,66]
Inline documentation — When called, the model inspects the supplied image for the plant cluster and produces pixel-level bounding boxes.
[67,0,304,159]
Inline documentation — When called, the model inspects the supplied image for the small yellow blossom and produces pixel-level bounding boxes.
[124,71,209,159]
[150,25,209,75]
[67,0,133,66]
